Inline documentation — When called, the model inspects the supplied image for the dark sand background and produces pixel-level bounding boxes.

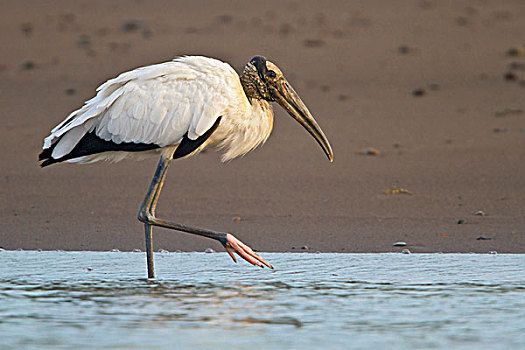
[1,0,524,253]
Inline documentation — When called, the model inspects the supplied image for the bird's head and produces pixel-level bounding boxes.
[241,56,334,162]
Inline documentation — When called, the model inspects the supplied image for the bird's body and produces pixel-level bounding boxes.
[40,55,333,277]
[42,56,273,165]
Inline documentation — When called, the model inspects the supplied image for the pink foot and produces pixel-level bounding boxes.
[222,233,273,269]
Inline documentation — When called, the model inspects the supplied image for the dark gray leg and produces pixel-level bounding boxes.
[138,154,273,278]
[144,224,154,278]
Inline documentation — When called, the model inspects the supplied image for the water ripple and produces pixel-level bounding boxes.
[0,252,524,349]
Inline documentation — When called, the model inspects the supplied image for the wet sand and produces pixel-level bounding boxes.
[1,0,524,253]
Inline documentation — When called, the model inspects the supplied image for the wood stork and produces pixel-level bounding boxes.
[39,55,333,278]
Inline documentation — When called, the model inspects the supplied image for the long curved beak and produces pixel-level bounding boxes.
[271,79,334,162]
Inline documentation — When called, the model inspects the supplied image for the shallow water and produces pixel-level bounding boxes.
[0,252,524,349]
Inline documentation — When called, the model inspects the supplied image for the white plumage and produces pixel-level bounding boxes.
[43,56,273,164]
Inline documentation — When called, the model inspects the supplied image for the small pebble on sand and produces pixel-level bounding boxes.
[279,23,293,35]
[205,248,215,253]
[21,61,36,70]
[217,14,233,24]
[476,236,491,240]
[76,35,91,49]
[412,88,426,97]
[494,108,523,117]
[132,248,141,252]
[457,219,466,224]
[122,20,140,32]
[142,27,153,38]
[110,248,120,252]
[456,17,470,26]
[509,62,525,71]
[361,147,381,156]
[232,216,241,223]
[488,251,498,255]
[474,210,485,216]
[506,47,523,57]
[504,72,517,81]
[385,187,413,195]
[303,39,325,47]
[398,45,413,55]
[158,249,169,253]
[21,23,33,37]
[401,248,411,254]
[393,242,407,247]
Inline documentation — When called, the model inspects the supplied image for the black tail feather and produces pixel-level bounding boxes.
[38,147,52,161]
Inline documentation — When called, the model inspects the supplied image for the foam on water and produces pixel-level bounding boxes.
[1,252,524,349]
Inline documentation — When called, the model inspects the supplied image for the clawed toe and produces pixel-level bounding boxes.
[223,233,273,269]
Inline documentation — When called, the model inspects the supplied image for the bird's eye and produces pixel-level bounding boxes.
[267,70,276,79]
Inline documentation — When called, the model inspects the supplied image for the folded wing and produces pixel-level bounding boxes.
[41,56,240,164]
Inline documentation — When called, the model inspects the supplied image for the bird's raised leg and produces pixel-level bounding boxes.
[138,152,272,278]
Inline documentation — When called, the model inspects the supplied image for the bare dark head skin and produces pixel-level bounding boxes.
[240,56,334,162]
[240,56,274,100]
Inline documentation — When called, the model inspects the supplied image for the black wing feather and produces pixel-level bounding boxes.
[173,116,221,159]
[39,117,222,167]
[39,132,160,167]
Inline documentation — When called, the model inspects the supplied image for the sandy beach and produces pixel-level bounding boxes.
[1,0,524,253]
